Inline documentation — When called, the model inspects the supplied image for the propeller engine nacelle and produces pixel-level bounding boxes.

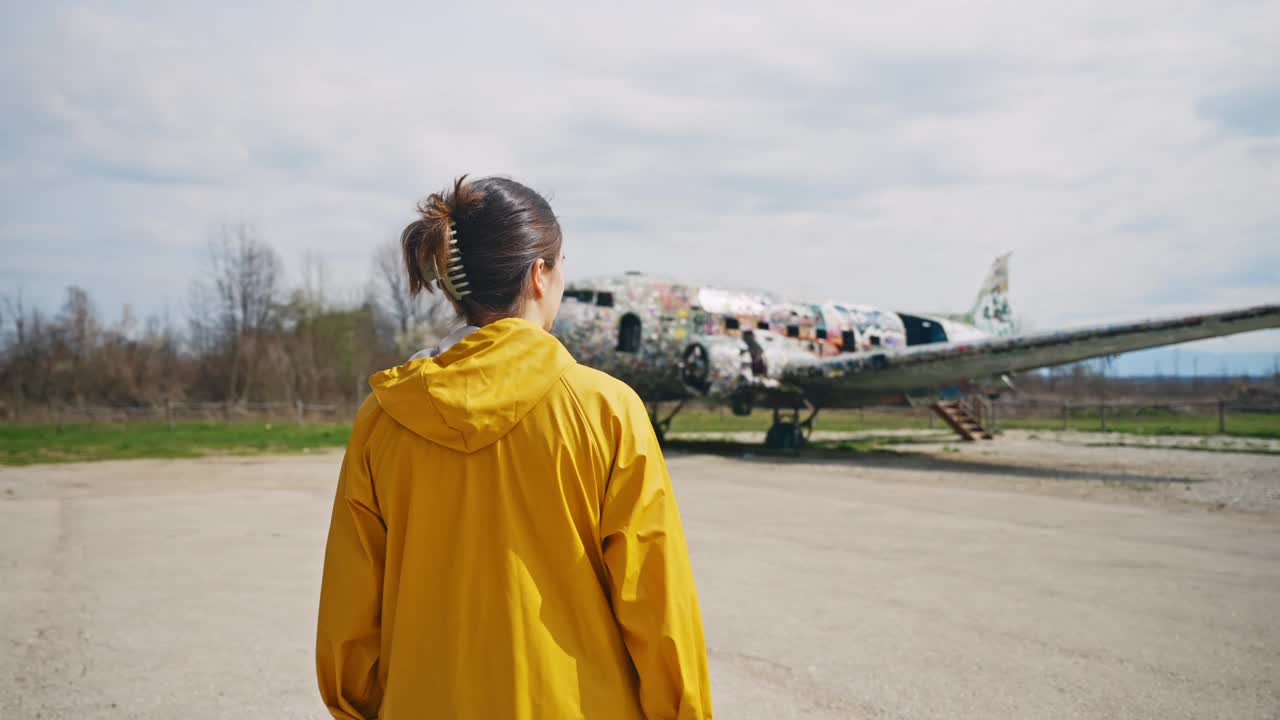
[679,331,825,398]
[678,336,751,397]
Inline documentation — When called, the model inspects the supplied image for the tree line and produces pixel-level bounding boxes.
[0,224,455,415]
[4,225,1276,418]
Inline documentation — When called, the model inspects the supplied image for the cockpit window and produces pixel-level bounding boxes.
[596,292,615,308]
[897,314,948,346]
[564,289,594,304]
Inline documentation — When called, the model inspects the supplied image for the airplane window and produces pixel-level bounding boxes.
[617,313,641,352]
[564,290,594,303]
[596,292,615,308]
[724,317,740,330]
[786,325,800,338]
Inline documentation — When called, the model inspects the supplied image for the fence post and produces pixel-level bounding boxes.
[296,399,305,426]
[1218,399,1225,434]
[1099,401,1107,432]
[1062,401,1069,431]
[990,399,998,432]
[165,399,174,431]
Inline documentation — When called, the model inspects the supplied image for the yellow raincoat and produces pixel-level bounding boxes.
[317,318,712,719]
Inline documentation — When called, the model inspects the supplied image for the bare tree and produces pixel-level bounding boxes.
[372,239,418,337]
[194,222,284,402]
[210,223,281,337]
[60,286,100,405]
[370,238,456,355]
[1,289,26,348]
[299,249,329,312]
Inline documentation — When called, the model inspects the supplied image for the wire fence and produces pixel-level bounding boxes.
[937,398,1280,435]
[1004,399,1274,431]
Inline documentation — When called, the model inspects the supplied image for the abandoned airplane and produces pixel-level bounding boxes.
[549,255,1280,447]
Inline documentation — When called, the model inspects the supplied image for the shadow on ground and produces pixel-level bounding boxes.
[662,437,1204,487]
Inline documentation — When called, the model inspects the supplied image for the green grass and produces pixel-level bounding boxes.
[0,422,352,466]
[668,409,933,434]
[3,408,1277,466]
[998,412,1280,439]
[665,435,911,459]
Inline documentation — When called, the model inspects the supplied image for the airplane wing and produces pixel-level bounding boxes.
[787,304,1280,396]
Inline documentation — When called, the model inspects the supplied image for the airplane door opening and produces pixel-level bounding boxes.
[742,330,767,376]
[841,330,856,350]
[617,313,642,352]
[897,313,949,345]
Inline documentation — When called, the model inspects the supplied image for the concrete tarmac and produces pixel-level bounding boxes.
[2,440,1277,719]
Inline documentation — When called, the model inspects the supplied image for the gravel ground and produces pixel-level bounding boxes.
[2,436,1278,719]
[672,429,1280,514]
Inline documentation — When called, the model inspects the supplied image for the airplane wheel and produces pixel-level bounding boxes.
[765,422,806,450]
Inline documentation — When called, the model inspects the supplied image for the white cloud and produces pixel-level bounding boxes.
[0,0,1276,354]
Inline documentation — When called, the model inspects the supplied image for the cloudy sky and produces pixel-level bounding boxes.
[2,1,1277,362]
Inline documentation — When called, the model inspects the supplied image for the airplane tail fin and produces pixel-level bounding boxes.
[967,253,1016,336]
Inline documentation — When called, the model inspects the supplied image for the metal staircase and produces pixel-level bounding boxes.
[931,399,993,441]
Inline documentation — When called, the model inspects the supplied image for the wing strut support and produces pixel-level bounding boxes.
[647,400,686,444]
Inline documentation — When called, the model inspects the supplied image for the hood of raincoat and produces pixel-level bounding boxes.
[369,317,576,453]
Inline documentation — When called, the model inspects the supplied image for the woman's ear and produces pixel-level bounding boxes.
[530,258,547,299]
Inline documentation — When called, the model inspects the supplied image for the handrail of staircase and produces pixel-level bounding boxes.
[961,395,985,428]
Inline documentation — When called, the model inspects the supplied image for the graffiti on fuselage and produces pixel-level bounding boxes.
[550,273,979,401]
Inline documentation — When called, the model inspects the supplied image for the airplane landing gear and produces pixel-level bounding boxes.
[764,404,819,450]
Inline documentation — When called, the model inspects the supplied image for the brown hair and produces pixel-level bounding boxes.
[401,176,562,326]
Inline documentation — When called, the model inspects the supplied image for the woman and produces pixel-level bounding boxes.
[316,176,713,719]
